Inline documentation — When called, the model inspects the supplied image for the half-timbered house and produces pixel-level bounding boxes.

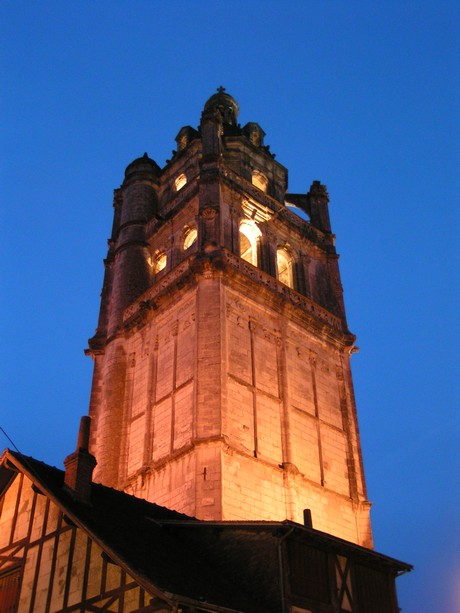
[0,445,410,613]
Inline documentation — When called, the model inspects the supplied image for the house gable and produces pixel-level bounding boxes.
[0,450,269,613]
[0,459,168,612]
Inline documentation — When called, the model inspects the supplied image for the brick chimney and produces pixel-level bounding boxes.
[64,416,97,504]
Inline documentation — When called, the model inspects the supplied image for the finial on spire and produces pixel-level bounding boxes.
[217,86,226,94]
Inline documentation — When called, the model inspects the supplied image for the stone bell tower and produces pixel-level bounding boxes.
[86,88,372,548]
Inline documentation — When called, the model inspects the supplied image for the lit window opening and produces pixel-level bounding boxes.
[153,252,167,274]
[183,226,197,250]
[239,220,261,266]
[251,170,268,193]
[277,248,293,288]
[174,173,187,191]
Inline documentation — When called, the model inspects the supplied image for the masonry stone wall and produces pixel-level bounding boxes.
[89,269,371,547]
[220,285,371,545]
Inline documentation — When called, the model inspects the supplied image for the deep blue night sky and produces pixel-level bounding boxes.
[1,2,459,611]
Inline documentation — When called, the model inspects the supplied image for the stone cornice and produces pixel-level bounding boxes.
[121,250,353,346]
[223,251,343,329]
[123,259,194,325]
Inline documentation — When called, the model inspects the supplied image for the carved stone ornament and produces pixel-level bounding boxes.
[202,207,216,219]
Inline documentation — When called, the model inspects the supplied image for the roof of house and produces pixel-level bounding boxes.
[0,450,411,612]
[1,450,280,612]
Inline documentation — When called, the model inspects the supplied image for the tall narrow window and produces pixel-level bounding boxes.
[174,173,187,191]
[239,220,261,266]
[182,226,197,250]
[277,248,294,288]
[252,170,268,192]
[153,251,167,274]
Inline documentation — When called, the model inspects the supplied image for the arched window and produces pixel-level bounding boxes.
[251,170,268,193]
[174,173,187,191]
[276,248,294,288]
[182,226,197,250]
[152,251,167,274]
[239,220,261,266]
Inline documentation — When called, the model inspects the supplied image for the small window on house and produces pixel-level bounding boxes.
[239,220,261,266]
[153,252,167,274]
[183,226,197,250]
[277,248,294,288]
[335,556,353,612]
[174,173,187,191]
[252,170,268,193]
[0,567,21,613]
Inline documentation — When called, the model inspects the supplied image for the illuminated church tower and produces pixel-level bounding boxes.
[86,89,372,548]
